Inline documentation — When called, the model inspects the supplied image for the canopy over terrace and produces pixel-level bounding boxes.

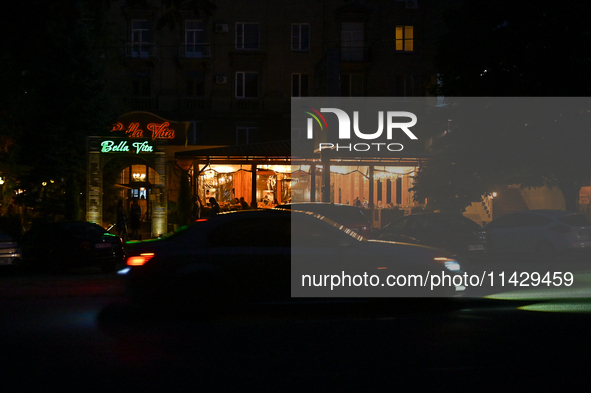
[176,140,428,213]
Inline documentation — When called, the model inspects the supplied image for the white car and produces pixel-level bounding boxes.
[486,210,591,254]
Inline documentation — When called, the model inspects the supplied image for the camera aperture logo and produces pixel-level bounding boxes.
[303,107,417,152]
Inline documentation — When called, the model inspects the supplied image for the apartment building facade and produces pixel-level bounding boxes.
[87,0,446,234]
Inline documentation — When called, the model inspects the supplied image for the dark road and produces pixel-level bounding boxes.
[1,267,591,391]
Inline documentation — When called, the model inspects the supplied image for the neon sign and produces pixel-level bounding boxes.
[101,140,154,154]
[112,122,176,140]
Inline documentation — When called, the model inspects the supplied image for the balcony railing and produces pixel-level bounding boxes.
[125,43,158,58]
[340,47,370,62]
[233,99,261,111]
[125,97,157,111]
[178,98,210,111]
[178,43,212,59]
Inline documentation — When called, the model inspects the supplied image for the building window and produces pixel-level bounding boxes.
[132,71,150,96]
[186,71,204,97]
[236,23,259,49]
[235,72,259,98]
[395,26,414,52]
[291,73,309,97]
[236,126,258,145]
[187,121,203,145]
[395,75,419,97]
[340,74,363,96]
[185,20,206,58]
[131,20,151,58]
[341,22,364,61]
[292,24,310,50]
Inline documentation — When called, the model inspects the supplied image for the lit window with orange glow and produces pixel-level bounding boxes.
[395,26,413,52]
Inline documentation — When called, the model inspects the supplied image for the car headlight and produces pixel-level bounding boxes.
[443,259,461,272]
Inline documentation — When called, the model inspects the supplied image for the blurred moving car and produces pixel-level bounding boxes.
[20,221,125,272]
[123,209,464,311]
[485,210,591,254]
[0,230,22,268]
[276,202,372,237]
[372,213,487,255]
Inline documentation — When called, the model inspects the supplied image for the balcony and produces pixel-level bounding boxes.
[178,98,211,111]
[125,97,157,111]
[340,47,371,62]
[178,43,212,59]
[125,43,158,58]
[233,99,262,112]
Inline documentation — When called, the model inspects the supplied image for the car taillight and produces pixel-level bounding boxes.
[549,225,571,234]
[126,253,155,266]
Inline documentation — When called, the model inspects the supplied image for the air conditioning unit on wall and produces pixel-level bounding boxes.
[216,75,227,84]
[215,24,228,33]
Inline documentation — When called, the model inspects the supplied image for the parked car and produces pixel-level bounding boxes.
[123,209,465,312]
[485,210,591,254]
[0,230,22,268]
[20,221,125,272]
[276,202,372,237]
[372,213,487,255]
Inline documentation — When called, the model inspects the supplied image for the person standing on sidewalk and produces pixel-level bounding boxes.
[192,195,202,220]
[116,199,128,241]
[129,198,142,240]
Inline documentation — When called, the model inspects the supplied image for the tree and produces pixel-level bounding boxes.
[0,1,119,220]
[125,0,216,30]
[64,176,81,221]
[412,1,591,212]
[435,0,591,97]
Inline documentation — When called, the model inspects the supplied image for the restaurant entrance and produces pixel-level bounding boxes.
[103,157,157,228]
[86,136,168,237]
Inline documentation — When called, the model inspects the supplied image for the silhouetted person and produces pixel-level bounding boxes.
[239,197,249,210]
[116,199,128,241]
[192,195,201,220]
[138,195,148,220]
[129,198,142,240]
[209,197,220,215]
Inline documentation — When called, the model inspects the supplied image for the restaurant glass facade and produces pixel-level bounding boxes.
[290,163,419,210]
[196,164,291,208]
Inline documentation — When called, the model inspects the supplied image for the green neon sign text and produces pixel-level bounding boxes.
[101,140,154,154]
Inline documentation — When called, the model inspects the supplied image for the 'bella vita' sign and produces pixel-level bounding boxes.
[100,140,154,154]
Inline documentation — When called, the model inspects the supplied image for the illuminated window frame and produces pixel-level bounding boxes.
[395,26,414,52]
